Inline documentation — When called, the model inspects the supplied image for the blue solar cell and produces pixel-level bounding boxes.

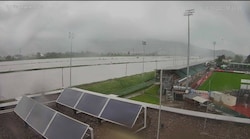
[26,103,55,134]
[44,113,88,139]
[56,89,143,128]
[75,93,108,116]
[14,96,36,120]
[100,99,142,127]
[57,89,83,108]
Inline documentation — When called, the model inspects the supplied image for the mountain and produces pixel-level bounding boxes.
[85,39,236,57]
[214,49,236,58]
[0,38,236,58]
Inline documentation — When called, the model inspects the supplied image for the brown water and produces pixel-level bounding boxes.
[0,56,211,100]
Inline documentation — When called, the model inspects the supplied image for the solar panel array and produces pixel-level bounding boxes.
[100,99,142,127]
[57,88,143,128]
[14,96,36,120]
[14,96,90,139]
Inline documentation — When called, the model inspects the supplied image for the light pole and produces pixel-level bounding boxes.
[142,41,146,83]
[156,69,163,139]
[184,9,195,90]
[213,41,216,61]
[69,32,74,87]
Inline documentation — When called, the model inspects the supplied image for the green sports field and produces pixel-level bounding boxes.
[198,72,250,92]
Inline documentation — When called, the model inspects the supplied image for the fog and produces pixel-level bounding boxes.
[0,1,249,56]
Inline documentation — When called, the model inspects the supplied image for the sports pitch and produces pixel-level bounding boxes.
[198,71,250,92]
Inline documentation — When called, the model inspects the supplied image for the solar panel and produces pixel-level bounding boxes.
[57,88,144,128]
[26,103,56,134]
[75,93,108,116]
[57,89,83,108]
[14,95,93,139]
[44,113,88,139]
[100,99,142,128]
[14,96,36,120]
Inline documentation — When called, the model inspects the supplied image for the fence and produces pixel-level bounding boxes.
[116,80,155,96]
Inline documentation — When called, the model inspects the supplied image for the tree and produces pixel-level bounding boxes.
[5,55,14,61]
[245,55,250,63]
[36,52,42,59]
[233,55,243,63]
[215,55,225,67]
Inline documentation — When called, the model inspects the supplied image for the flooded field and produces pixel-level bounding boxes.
[0,56,211,100]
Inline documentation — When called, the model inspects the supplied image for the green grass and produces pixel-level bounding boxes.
[0,99,16,104]
[198,72,250,91]
[130,85,160,104]
[76,71,155,96]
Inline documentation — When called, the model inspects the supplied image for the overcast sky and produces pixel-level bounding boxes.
[0,1,249,56]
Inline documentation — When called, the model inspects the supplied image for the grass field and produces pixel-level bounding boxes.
[76,71,155,96]
[198,71,250,91]
[130,85,159,104]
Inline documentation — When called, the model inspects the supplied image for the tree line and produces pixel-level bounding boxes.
[0,50,155,62]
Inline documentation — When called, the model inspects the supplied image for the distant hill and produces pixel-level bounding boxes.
[214,49,236,58]
[0,38,236,58]
[86,39,236,57]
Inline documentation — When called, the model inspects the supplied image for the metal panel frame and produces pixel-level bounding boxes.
[56,89,83,108]
[57,88,147,129]
[75,93,109,117]
[135,106,147,133]
[99,99,142,128]
[14,96,93,139]
[14,96,37,120]
[43,112,57,135]
[43,112,90,139]
[24,101,57,136]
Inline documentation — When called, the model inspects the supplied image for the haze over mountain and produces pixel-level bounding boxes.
[0,1,249,57]
[0,38,236,58]
[81,39,236,57]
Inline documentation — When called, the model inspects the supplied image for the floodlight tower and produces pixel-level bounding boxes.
[69,32,74,87]
[156,69,163,139]
[142,41,146,76]
[184,9,195,90]
[213,41,216,61]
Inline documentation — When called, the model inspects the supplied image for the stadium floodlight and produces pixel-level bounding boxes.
[69,32,74,87]
[184,9,195,90]
[156,69,163,139]
[213,41,216,61]
[142,41,146,93]
[142,41,146,76]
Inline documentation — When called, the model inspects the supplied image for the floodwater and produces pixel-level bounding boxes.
[0,56,211,100]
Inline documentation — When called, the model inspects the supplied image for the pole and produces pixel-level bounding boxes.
[142,41,146,92]
[184,9,194,90]
[142,41,146,76]
[125,63,127,76]
[156,60,157,70]
[203,104,208,129]
[143,45,145,78]
[156,69,163,139]
[209,79,211,92]
[186,15,190,90]
[213,41,216,61]
[62,68,64,89]
[69,32,74,87]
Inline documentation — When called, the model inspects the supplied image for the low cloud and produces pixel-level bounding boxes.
[0,1,249,56]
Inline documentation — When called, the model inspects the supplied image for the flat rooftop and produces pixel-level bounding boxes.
[1,93,250,139]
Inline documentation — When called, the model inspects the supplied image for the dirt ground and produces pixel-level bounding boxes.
[1,100,250,139]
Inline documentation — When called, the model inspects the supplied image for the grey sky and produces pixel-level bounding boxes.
[0,1,249,56]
